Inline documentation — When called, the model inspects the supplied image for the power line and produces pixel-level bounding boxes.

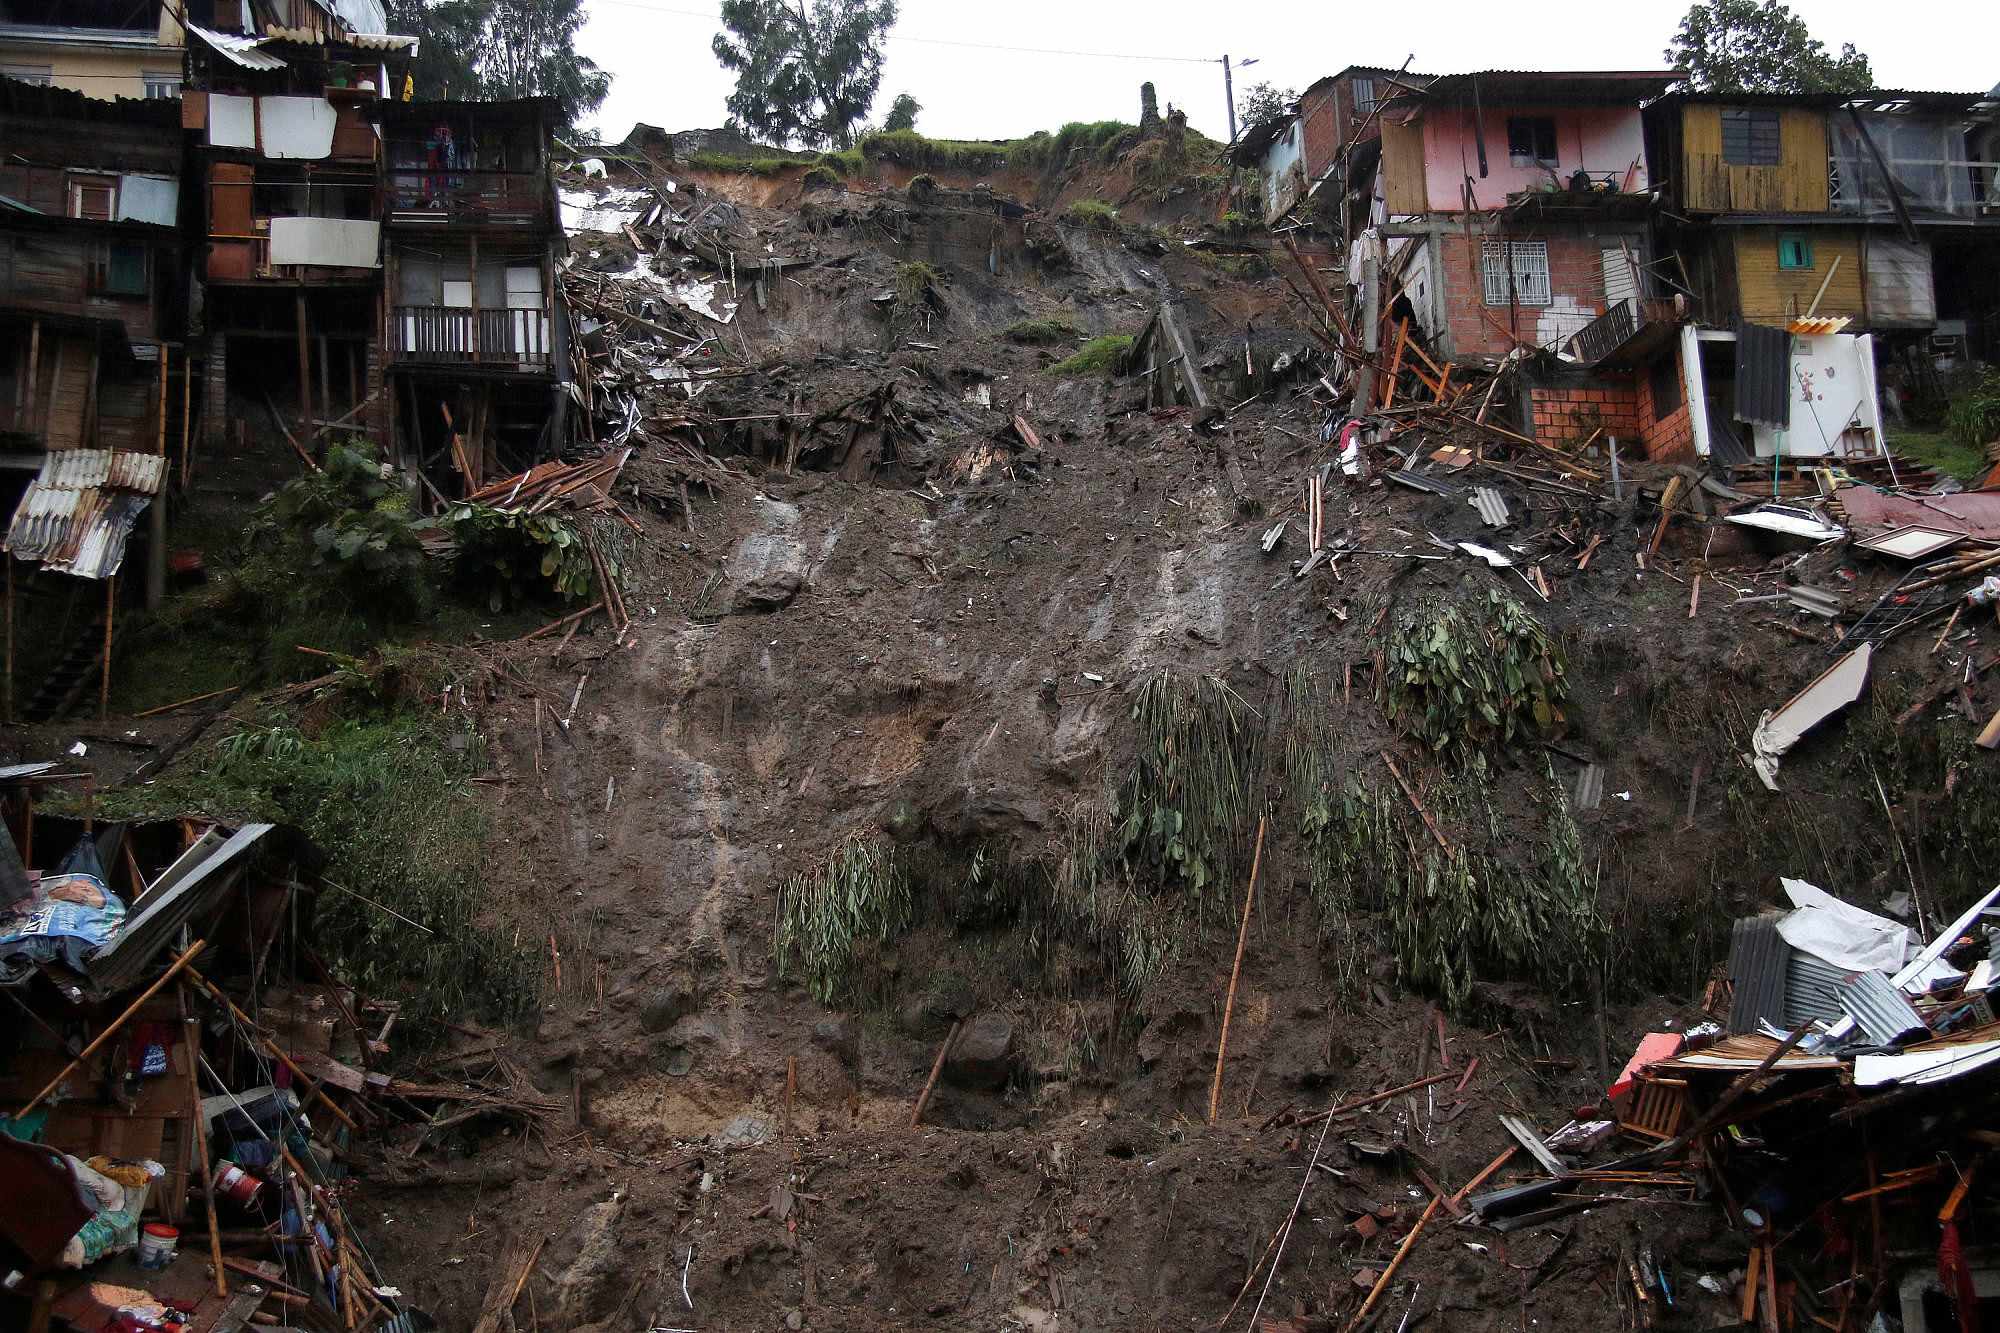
[589,0,1218,64]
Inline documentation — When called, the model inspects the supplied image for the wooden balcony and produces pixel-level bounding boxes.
[1569,298,1680,368]
[385,170,549,227]
[390,305,552,369]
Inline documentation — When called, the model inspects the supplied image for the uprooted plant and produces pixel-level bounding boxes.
[1383,586,1570,764]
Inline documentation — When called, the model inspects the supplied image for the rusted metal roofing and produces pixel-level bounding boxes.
[3,449,165,581]
[1787,316,1852,336]
[1657,1033,1844,1072]
[189,22,288,71]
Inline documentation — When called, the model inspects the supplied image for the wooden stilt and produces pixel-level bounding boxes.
[184,1013,227,1297]
[99,575,114,719]
[911,1020,961,1127]
[295,289,313,447]
[179,348,192,488]
[23,319,40,438]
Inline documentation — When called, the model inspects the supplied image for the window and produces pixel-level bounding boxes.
[1777,232,1813,270]
[68,174,117,221]
[0,64,53,86]
[1481,239,1552,306]
[1649,356,1684,420]
[1507,116,1559,168]
[1351,78,1377,116]
[88,242,147,296]
[1721,108,1781,166]
[142,71,182,100]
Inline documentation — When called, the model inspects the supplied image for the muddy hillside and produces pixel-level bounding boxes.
[12,119,2000,1333]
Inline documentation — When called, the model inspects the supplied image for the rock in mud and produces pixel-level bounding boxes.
[945,1012,1016,1088]
[715,1110,776,1148]
[722,500,808,611]
[812,1015,860,1063]
[639,979,696,1034]
[556,1195,625,1324]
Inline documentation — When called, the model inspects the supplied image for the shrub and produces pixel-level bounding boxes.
[1003,316,1082,345]
[1049,334,1133,376]
[441,505,602,610]
[801,164,841,190]
[1383,588,1569,765]
[906,172,938,200]
[1063,198,1120,229]
[1945,366,2000,448]
[1008,121,1134,170]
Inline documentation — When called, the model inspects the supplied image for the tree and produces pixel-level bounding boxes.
[712,0,899,150]
[882,92,920,133]
[384,0,609,131]
[1666,0,1873,95]
[1236,81,1296,130]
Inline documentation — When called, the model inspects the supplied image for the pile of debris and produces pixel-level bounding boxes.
[0,767,552,1332]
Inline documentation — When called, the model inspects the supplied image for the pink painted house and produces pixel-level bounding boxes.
[1374,71,1678,364]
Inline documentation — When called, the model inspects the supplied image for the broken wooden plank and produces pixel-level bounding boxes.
[1498,1114,1568,1176]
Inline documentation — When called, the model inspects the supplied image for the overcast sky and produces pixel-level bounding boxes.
[576,0,1999,146]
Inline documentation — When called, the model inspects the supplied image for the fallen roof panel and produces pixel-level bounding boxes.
[188,23,288,71]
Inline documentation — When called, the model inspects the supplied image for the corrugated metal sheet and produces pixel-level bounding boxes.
[86,824,274,996]
[349,32,419,51]
[1784,951,1848,1027]
[3,450,165,580]
[1571,763,1604,812]
[1728,915,1791,1035]
[188,23,288,71]
[1469,486,1510,526]
[1735,321,1793,427]
[1839,969,1929,1045]
[0,762,59,783]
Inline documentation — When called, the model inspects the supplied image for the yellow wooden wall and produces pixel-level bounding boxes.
[1681,105,1829,213]
[1732,227,1865,323]
[1380,116,1428,214]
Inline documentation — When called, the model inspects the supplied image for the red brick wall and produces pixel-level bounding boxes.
[1300,82,1340,184]
[1635,357,1696,463]
[1529,379,1640,446]
[1435,228,1617,362]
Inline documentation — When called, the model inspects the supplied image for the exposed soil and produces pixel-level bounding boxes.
[25,147,1993,1333]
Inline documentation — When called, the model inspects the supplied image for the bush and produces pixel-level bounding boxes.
[441,504,601,611]
[853,129,1010,173]
[906,172,938,201]
[801,164,841,190]
[1063,198,1120,229]
[1008,121,1134,170]
[1049,334,1133,376]
[1003,316,1082,345]
[1384,588,1569,765]
[1945,366,2000,448]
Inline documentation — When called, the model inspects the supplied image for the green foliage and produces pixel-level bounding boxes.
[686,150,808,175]
[776,836,911,1003]
[1048,334,1133,376]
[1944,366,2000,450]
[1666,0,1873,93]
[1888,429,1988,485]
[100,707,532,1032]
[1384,589,1569,764]
[441,504,600,610]
[853,128,1009,172]
[1003,316,1082,345]
[1113,673,1263,907]
[1008,120,1134,170]
[713,0,898,150]
[882,91,920,132]
[1063,198,1120,229]
[386,0,609,131]
[243,439,431,634]
[1216,210,1259,237]
[1236,80,1295,129]
[895,260,942,303]
[1281,668,1603,1011]
[905,172,937,200]
[801,164,842,189]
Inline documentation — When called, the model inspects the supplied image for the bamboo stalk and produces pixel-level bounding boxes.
[1208,816,1266,1124]
[911,1020,961,1127]
[1345,1195,1441,1332]
[183,967,360,1132]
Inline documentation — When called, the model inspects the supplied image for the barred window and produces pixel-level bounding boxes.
[1481,240,1552,306]
[1721,109,1781,166]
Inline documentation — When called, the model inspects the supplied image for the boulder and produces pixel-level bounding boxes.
[945,1012,1016,1089]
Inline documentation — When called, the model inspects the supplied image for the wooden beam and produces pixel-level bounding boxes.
[22,319,40,439]
[295,288,313,446]
[15,938,207,1119]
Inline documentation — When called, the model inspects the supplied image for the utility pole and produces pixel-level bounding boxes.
[1222,54,1237,143]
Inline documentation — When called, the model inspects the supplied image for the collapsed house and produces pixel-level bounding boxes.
[0,765,421,1331]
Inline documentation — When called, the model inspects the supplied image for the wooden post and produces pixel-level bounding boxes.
[317,334,330,438]
[295,289,313,447]
[183,966,361,1133]
[179,346,192,488]
[185,1014,227,1297]
[468,233,480,362]
[99,575,114,719]
[23,319,39,438]
[1208,815,1266,1124]
[82,341,101,448]
[911,1020,960,1127]
[15,938,207,1119]
[148,344,167,610]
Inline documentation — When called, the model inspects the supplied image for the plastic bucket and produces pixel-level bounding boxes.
[216,1163,264,1207]
[137,1222,178,1270]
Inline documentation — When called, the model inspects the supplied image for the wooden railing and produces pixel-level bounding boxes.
[384,169,548,224]
[390,305,552,366]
